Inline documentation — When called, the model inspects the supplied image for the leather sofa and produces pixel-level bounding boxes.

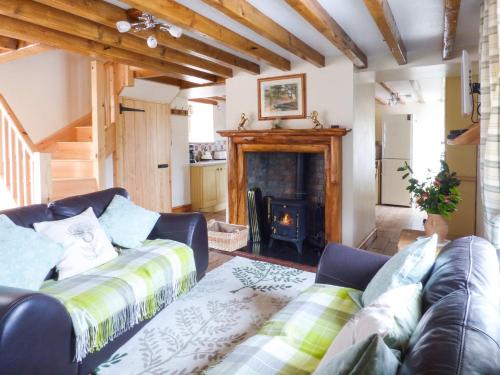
[0,188,209,375]
[317,236,500,374]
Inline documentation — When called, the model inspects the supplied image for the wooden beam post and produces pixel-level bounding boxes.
[363,0,407,65]
[202,0,325,67]
[35,0,260,74]
[121,0,291,71]
[91,60,107,190]
[0,35,18,50]
[285,0,367,69]
[0,15,216,84]
[443,0,461,60]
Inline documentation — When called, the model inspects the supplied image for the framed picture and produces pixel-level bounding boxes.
[258,74,306,120]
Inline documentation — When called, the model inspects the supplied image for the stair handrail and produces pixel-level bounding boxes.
[0,94,52,206]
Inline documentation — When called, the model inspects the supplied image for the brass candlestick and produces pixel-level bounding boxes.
[308,111,324,129]
[237,113,249,130]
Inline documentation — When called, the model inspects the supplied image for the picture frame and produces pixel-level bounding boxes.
[257,73,306,120]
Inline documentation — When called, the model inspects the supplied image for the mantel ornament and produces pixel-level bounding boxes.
[237,113,249,131]
[309,110,324,129]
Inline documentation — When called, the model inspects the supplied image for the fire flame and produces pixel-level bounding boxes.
[281,213,293,226]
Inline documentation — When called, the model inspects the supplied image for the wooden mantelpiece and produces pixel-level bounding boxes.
[218,128,350,243]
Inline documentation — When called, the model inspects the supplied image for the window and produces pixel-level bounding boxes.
[188,102,214,143]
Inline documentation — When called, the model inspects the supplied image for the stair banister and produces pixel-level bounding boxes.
[0,94,52,206]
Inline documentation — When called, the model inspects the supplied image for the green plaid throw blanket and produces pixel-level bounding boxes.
[206,284,360,375]
[41,239,197,362]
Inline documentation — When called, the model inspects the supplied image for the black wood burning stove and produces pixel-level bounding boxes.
[269,198,307,254]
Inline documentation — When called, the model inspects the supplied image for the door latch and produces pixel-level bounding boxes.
[157,164,169,169]
[120,104,146,114]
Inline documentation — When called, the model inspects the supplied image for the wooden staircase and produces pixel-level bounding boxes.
[37,113,97,201]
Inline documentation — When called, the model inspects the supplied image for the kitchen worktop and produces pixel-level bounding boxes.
[190,160,227,167]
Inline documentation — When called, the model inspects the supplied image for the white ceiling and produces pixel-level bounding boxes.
[376,78,444,104]
[107,0,480,70]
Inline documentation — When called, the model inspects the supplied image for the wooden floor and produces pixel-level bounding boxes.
[364,205,426,256]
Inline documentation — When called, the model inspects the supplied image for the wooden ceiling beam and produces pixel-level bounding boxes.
[284,0,367,69]
[363,0,407,65]
[134,70,204,89]
[202,0,325,67]
[0,42,50,64]
[0,0,230,79]
[443,0,461,60]
[409,80,425,103]
[378,82,405,104]
[120,0,291,71]
[0,15,214,84]
[34,0,260,75]
[375,97,386,105]
[0,35,18,50]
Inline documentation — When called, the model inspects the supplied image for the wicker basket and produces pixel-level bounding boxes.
[207,220,248,252]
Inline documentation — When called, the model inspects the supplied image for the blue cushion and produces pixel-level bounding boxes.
[98,195,160,248]
[0,214,64,290]
[362,234,437,306]
[313,334,401,375]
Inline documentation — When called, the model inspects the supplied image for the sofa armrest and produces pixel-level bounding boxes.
[0,286,76,375]
[148,212,209,279]
[316,243,390,290]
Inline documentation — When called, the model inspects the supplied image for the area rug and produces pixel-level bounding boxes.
[96,256,315,375]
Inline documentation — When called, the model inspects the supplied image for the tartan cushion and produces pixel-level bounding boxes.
[206,284,360,374]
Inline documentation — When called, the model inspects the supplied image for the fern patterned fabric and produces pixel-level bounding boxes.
[41,239,197,362]
[206,284,360,375]
[480,0,500,247]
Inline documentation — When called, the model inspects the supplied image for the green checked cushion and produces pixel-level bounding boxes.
[206,284,360,375]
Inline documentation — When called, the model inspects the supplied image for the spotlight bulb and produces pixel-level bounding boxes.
[116,21,131,33]
[168,25,183,38]
[147,35,158,48]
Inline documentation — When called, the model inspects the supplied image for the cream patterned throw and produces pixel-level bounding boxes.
[41,239,197,362]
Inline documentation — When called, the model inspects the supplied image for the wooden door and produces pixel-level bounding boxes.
[116,97,172,212]
[202,165,218,208]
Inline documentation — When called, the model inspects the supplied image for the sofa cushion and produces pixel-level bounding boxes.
[99,194,160,249]
[319,283,421,367]
[400,236,500,374]
[41,239,197,362]
[206,284,360,374]
[0,214,64,290]
[362,235,437,306]
[313,334,400,375]
[34,207,118,280]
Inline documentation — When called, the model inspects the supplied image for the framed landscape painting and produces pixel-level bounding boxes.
[258,74,306,120]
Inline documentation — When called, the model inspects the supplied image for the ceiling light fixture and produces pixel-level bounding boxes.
[115,9,183,48]
[388,92,401,106]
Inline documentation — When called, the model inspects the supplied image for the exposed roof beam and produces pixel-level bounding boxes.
[134,70,204,89]
[443,0,461,60]
[378,82,406,104]
[209,96,226,101]
[284,0,367,69]
[0,15,215,84]
[0,42,50,64]
[189,98,219,106]
[0,35,18,50]
[202,0,325,67]
[34,0,260,75]
[363,0,407,65]
[375,97,386,105]
[120,0,291,71]
[409,80,425,103]
[0,0,231,79]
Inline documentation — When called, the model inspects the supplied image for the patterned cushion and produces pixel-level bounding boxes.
[0,214,64,290]
[206,284,360,374]
[99,194,160,249]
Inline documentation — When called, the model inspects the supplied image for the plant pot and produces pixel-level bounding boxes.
[424,213,448,243]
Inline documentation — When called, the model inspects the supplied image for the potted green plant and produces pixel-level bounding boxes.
[398,160,461,242]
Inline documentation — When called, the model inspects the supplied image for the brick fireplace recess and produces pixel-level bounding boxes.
[218,128,349,244]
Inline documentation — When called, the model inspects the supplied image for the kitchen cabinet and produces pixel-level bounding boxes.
[190,162,227,212]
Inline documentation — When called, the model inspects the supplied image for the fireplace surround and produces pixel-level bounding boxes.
[218,128,349,244]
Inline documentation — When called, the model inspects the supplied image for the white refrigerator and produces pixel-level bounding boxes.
[381,114,413,207]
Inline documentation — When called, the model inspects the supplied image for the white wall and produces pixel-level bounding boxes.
[225,57,376,246]
[0,50,91,143]
[170,95,191,207]
[214,101,226,141]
